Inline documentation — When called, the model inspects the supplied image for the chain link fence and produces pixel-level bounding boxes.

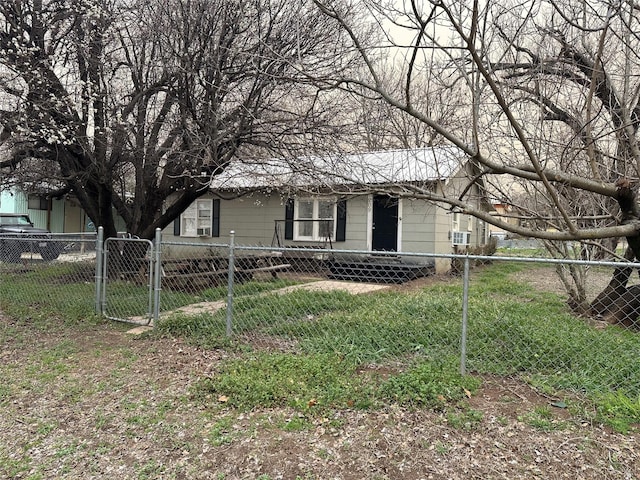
[0,232,98,321]
[2,229,640,400]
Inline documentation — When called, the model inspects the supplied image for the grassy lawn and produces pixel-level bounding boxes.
[2,260,640,479]
[2,260,640,433]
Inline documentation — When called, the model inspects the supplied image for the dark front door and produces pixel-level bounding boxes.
[372,195,398,251]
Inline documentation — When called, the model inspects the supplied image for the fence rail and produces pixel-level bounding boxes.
[2,228,640,399]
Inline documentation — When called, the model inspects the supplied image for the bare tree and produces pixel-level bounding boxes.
[352,76,467,150]
[0,0,352,240]
[305,0,640,323]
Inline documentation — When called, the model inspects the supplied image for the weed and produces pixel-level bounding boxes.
[280,415,312,432]
[519,406,567,432]
[135,460,166,479]
[434,441,449,455]
[207,417,235,446]
[378,360,481,408]
[36,421,57,436]
[55,441,81,458]
[94,410,111,431]
[194,352,376,413]
[446,408,484,430]
[595,391,640,433]
[295,474,316,480]
[0,453,32,479]
[316,448,331,459]
[0,383,11,405]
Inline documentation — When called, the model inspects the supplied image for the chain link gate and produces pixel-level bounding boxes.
[101,236,156,325]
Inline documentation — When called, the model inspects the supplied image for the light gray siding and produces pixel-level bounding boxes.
[164,192,372,250]
[220,193,285,245]
[399,198,437,253]
[222,193,370,250]
[330,195,367,250]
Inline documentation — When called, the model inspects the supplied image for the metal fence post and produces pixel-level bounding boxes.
[101,232,109,316]
[94,226,104,315]
[460,256,470,375]
[152,228,162,327]
[226,231,235,337]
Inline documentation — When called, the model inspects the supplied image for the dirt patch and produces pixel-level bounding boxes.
[127,280,391,326]
[276,279,391,294]
[0,313,638,479]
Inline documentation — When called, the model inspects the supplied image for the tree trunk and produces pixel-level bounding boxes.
[592,283,640,329]
[589,248,640,328]
[590,256,633,319]
[109,238,150,276]
[590,180,640,327]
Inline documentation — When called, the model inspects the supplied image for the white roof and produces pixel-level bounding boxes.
[209,147,464,190]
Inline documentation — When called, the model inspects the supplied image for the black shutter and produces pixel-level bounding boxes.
[212,199,220,237]
[336,199,347,242]
[284,198,294,240]
[173,217,180,236]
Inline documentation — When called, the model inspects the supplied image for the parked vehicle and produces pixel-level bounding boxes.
[0,213,62,262]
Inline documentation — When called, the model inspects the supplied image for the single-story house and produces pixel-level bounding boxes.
[164,147,493,274]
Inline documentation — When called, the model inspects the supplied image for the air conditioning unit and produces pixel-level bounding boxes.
[196,227,211,236]
[452,231,470,246]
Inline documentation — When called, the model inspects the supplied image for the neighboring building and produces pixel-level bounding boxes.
[489,200,520,240]
[164,148,493,273]
[0,187,93,233]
